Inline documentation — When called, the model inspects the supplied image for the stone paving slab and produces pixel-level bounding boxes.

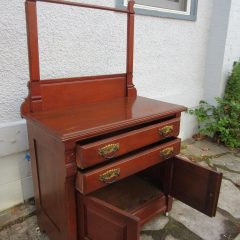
[218,180,240,219]
[210,154,240,172]
[170,201,239,240]
[0,228,10,240]
[0,199,35,232]
[141,217,203,240]
[141,235,154,240]
[234,234,240,240]
[165,235,178,240]
[181,139,231,162]
[216,167,240,187]
[142,215,169,231]
[0,215,48,240]
[0,139,240,240]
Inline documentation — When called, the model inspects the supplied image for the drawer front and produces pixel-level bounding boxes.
[76,138,181,194]
[76,118,180,168]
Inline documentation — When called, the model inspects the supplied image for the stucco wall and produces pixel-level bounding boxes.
[204,0,240,104]
[1,0,214,123]
[203,0,231,104]
[222,0,240,89]
[0,0,214,210]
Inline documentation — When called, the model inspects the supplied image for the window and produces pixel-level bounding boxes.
[135,0,187,12]
[119,0,198,21]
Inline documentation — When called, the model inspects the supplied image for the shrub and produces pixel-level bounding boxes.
[189,61,240,148]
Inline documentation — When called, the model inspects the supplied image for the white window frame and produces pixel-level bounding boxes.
[118,0,198,21]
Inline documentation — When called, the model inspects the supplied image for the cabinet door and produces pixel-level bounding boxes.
[78,194,140,240]
[171,156,222,217]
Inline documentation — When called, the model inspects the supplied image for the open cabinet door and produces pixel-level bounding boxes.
[78,194,140,240]
[170,156,222,217]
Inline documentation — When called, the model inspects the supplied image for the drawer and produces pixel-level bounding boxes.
[76,117,180,168]
[77,156,222,240]
[76,138,181,194]
[78,175,167,240]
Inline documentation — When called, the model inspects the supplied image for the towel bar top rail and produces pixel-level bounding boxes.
[23,0,136,113]
[28,0,132,13]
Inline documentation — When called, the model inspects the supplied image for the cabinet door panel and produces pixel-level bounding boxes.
[78,194,139,240]
[171,156,222,217]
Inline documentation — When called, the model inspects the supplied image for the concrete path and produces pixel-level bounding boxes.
[0,139,239,240]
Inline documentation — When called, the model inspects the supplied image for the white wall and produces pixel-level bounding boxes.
[203,0,231,104]
[0,1,31,211]
[0,121,32,211]
[0,0,214,210]
[204,0,240,104]
[222,0,240,88]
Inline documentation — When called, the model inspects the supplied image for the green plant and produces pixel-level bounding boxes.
[189,61,240,148]
[188,100,213,134]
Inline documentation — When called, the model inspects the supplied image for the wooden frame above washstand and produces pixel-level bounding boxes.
[21,0,137,115]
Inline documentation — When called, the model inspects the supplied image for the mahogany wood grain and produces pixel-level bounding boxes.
[132,195,167,226]
[27,123,77,240]
[23,96,186,141]
[79,175,168,238]
[127,1,137,97]
[77,117,180,169]
[25,1,40,82]
[36,0,129,13]
[79,193,140,240]
[76,138,181,194]
[166,195,173,213]
[25,1,42,112]
[90,175,162,210]
[26,123,42,229]
[40,75,126,110]
[135,161,172,214]
[137,155,222,217]
[65,177,77,240]
[41,73,127,84]
[22,0,137,113]
[21,1,222,240]
[171,156,223,217]
[138,161,170,193]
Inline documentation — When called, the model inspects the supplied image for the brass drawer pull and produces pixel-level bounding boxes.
[98,143,120,159]
[160,147,174,159]
[99,168,120,184]
[159,125,174,137]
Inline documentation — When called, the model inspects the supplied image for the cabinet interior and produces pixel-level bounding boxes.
[89,166,167,225]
